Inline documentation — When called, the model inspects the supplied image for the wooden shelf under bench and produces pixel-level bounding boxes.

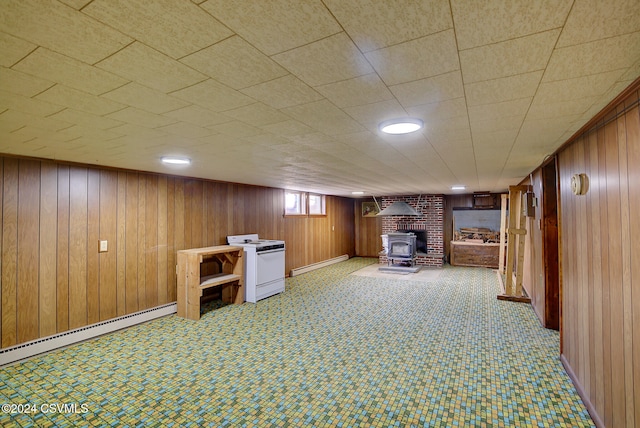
[177,245,245,320]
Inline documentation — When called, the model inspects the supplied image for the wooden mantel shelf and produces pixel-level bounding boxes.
[177,245,245,320]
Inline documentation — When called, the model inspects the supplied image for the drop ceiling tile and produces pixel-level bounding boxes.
[208,120,263,138]
[315,74,394,108]
[451,0,571,50]
[108,123,167,139]
[180,36,288,90]
[101,82,190,114]
[201,0,341,56]
[534,71,625,105]
[58,0,92,9]
[0,0,131,63]
[408,98,468,123]
[156,122,214,139]
[36,85,125,116]
[460,30,560,84]
[13,48,129,96]
[468,98,532,124]
[0,32,36,67]
[282,99,365,135]
[105,107,177,128]
[0,90,64,117]
[543,32,640,82]
[343,99,407,129]
[162,105,232,128]
[470,115,525,134]
[364,30,459,86]
[171,79,255,112]
[272,33,373,87]
[0,67,53,97]
[527,97,598,120]
[96,42,207,93]
[557,0,640,47]
[0,109,72,132]
[390,71,464,108]
[260,120,314,137]
[83,0,232,59]
[323,0,452,52]
[47,108,124,130]
[222,103,291,127]
[241,75,323,109]
[465,71,543,107]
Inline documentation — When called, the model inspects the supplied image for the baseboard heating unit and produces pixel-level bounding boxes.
[0,303,177,367]
[289,254,349,277]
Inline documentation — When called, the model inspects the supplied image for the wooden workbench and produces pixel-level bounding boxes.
[176,245,244,320]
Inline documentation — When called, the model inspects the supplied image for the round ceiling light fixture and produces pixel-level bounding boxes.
[161,156,191,165]
[379,117,423,135]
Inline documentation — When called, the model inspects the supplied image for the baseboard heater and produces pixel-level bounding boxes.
[0,303,177,367]
[289,254,349,277]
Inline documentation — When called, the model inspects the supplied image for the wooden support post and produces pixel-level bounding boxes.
[501,185,531,302]
[498,193,507,274]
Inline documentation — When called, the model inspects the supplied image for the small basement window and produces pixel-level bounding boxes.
[285,191,326,216]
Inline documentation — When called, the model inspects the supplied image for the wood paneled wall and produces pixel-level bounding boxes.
[557,87,639,428]
[443,194,473,260]
[0,157,355,348]
[354,198,382,257]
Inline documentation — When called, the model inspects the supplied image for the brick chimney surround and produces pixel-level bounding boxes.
[379,195,444,268]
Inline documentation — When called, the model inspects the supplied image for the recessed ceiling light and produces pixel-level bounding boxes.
[379,118,423,135]
[451,185,466,190]
[161,156,191,165]
[351,191,364,195]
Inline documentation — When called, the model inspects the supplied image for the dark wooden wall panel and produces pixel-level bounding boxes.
[39,162,58,337]
[87,169,100,325]
[99,170,118,321]
[68,167,88,330]
[0,158,356,348]
[1,158,18,347]
[557,88,639,428]
[56,165,70,333]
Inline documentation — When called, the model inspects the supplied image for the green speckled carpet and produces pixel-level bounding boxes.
[0,258,593,427]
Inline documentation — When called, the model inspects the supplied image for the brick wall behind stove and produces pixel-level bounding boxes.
[380,195,444,266]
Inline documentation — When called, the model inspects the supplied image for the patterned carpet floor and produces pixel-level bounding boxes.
[0,258,593,427]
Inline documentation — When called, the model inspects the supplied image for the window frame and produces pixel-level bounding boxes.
[284,190,326,217]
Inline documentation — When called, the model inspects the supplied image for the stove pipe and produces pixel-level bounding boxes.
[376,201,421,216]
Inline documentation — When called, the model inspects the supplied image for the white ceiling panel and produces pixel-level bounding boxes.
[365,30,459,86]
[0,1,639,196]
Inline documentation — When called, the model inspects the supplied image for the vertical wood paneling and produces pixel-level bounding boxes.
[99,170,118,321]
[145,175,158,308]
[604,118,625,428]
[56,165,69,333]
[0,159,3,343]
[557,88,640,427]
[617,104,635,428]
[116,171,127,316]
[86,169,100,325]
[1,158,18,347]
[68,167,87,330]
[1,156,356,350]
[137,177,146,309]
[166,178,176,302]
[125,172,138,313]
[17,160,40,343]
[157,176,168,305]
[625,100,640,428]
[39,162,58,337]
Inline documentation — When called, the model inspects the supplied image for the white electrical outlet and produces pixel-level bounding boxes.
[99,240,108,252]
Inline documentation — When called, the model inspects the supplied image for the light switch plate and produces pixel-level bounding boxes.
[99,240,108,252]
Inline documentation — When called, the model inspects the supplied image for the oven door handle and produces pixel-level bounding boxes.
[256,248,285,255]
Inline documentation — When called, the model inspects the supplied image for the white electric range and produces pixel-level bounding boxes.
[227,234,286,303]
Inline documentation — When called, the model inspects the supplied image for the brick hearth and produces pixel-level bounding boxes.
[379,195,444,267]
